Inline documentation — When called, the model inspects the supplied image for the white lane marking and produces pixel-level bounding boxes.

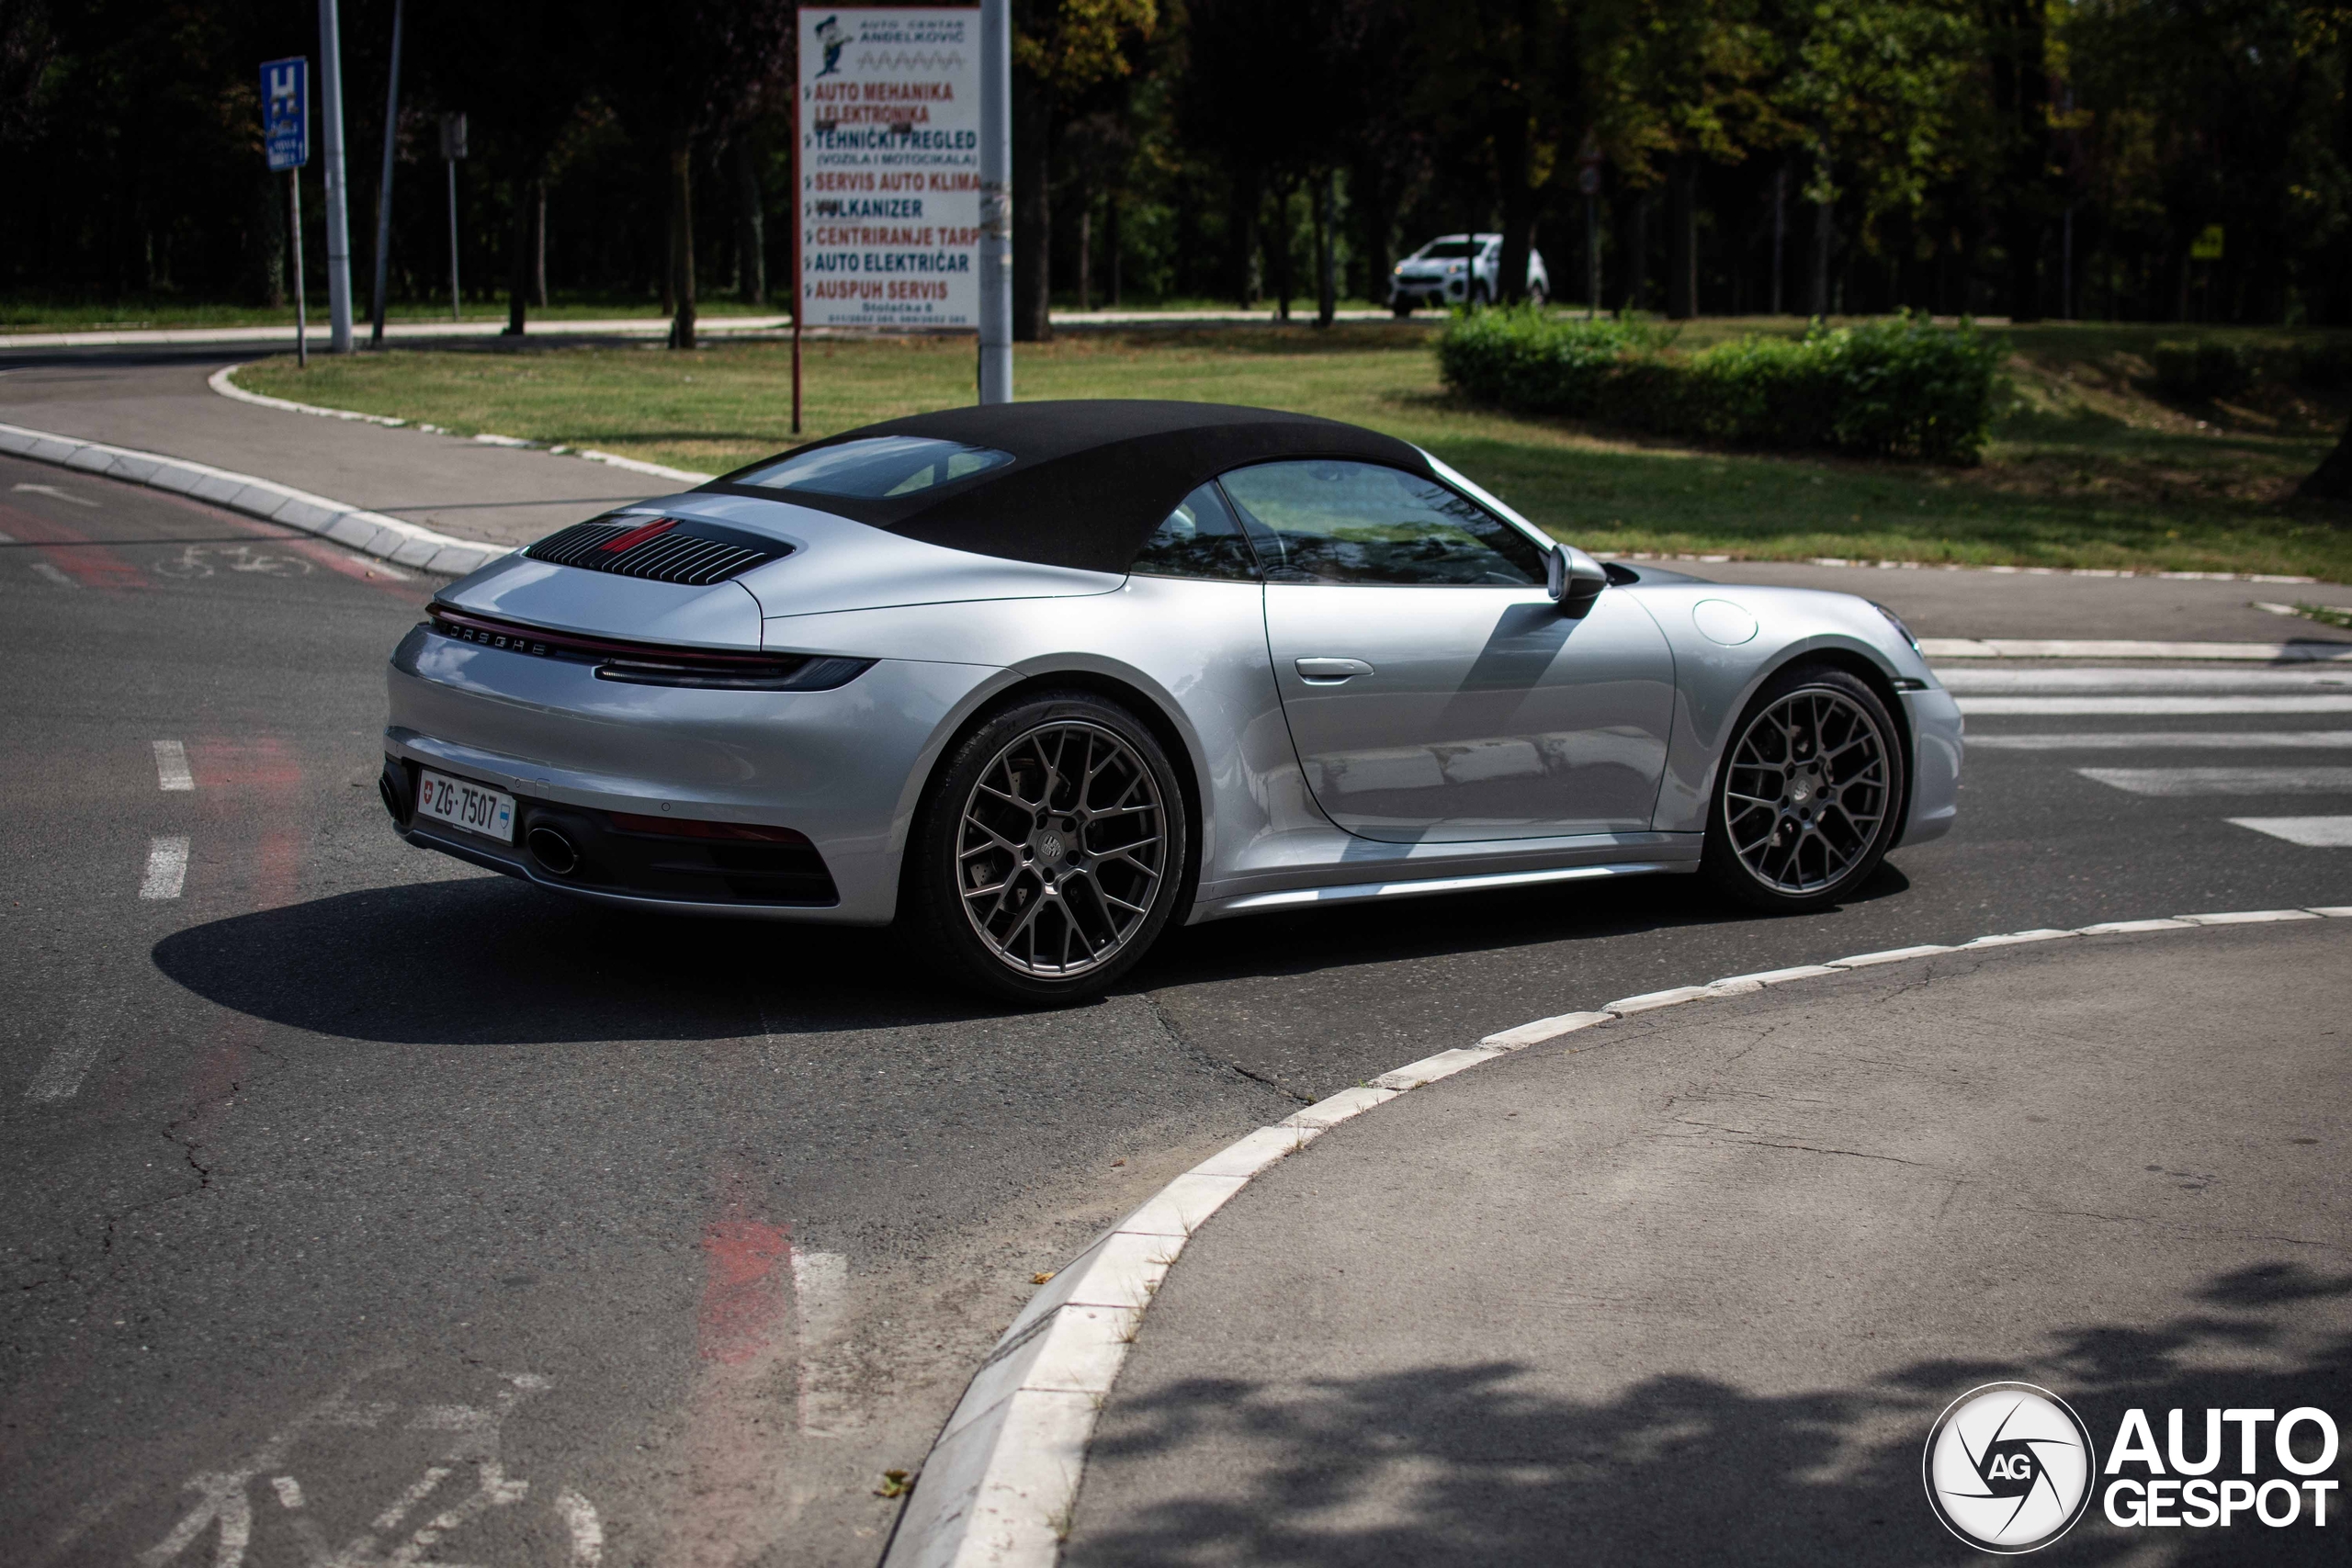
[153,739,195,790]
[135,1381,392,1568]
[1925,637,2352,662]
[268,1477,303,1509]
[1939,666,2352,692]
[2229,816,2352,847]
[888,906,2352,1568]
[14,481,99,506]
[1969,730,2352,750]
[1960,696,2352,716]
[555,1487,604,1565]
[30,560,76,587]
[793,1248,850,1436]
[2077,766,2352,795]
[25,1040,100,1102]
[141,836,191,899]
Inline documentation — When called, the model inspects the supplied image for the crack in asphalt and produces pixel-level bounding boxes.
[1142,992,1314,1105]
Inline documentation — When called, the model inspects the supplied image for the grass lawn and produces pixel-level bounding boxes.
[237,317,2352,580]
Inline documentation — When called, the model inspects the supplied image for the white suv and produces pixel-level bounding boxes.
[1389,233,1549,314]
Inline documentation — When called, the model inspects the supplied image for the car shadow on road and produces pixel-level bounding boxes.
[1069,1262,2352,1568]
[150,874,1005,1043]
[1133,862,1913,991]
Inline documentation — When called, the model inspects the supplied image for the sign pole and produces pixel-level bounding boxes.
[978,0,1012,403]
[291,174,309,368]
[441,113,467,321]
[318,0,355,352]
[262,56,311,367]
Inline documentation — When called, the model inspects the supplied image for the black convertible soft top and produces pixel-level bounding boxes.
[701,400,1439,575]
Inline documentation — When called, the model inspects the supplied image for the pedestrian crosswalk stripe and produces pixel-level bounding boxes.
[2078,767,2352,795]
[1960,696,2352,716]
[2227,817,2352,847]
[1939,667,2352,693]
[1971,730,2352,750]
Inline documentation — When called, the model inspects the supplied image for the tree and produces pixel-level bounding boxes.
[586,0,791,348]
[1012,0,1156,341]
[415,0,593,336]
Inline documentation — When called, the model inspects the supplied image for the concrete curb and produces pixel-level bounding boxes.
[208,364,718,486]
[881,903,2352,1568]
[0,418,506,577]
[1616,550,2322,584]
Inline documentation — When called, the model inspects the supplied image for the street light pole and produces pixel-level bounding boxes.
[441,113,467,321]
[977,0,1012,404]
[318,0,355,352]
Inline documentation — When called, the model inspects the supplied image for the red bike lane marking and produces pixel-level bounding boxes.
[664,1168,801,1567]
[1,502,151,591]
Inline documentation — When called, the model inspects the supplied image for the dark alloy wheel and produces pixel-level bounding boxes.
[1702,664,1905,911]
[900,690,1191,1003]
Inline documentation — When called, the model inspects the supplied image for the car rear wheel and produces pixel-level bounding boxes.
[1702,664,1905,912]
[899,690,1190,1004]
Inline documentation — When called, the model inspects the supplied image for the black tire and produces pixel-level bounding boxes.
[1391,298,1415,318]
[898,689,1191,1005]
[1701,663,1905,912]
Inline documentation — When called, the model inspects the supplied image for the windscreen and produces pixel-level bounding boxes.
[731,436,1013,498]
[1416,241,1484,260]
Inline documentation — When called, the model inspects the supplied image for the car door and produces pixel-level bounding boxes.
[1219,459,1676,843]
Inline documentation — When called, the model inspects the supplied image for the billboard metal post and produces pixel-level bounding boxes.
[978,0,1012,403]
[368,0,404,348]
[263,57,311,367]
[318,0,355,352]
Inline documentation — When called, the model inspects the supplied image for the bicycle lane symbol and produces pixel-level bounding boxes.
[136,1371,603,1567]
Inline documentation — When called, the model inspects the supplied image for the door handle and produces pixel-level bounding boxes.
[1295,658,1374,683]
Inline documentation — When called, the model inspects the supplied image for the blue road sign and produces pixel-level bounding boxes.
[263,56,309,171]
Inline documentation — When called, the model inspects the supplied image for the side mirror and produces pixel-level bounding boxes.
[1548,544,1608,619]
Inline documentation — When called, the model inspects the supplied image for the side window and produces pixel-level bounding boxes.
[1129,481,1259,582]
[1216,460,1547,586]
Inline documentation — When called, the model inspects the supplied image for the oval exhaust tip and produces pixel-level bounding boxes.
[527,826,581,876]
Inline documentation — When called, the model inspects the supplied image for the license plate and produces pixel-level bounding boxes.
[415,769,517,844]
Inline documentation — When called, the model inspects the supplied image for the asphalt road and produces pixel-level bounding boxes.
[3,451,2347,1568]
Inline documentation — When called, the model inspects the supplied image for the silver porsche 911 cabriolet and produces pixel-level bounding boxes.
[382,400,1961,1001]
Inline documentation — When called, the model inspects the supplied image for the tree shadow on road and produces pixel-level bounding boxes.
[1069,1263,2351,1568]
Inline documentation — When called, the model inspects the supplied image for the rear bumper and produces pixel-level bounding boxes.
[385,622,1002,923]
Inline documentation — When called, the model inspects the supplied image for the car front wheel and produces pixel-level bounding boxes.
[1701,664,1905,912]
[899,690,1190,1004]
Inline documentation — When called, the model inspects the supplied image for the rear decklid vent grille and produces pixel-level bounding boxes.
[525,513,790,586]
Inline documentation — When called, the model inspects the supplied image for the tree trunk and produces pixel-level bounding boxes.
[2299,415,2352,502]
[1810,197,1834,318]
[733,139,765,305]
[533,180,548,308]
[506,171,531,335]
[1012,68,1052,342]
[1315,170,1336,327]
[1667,156,1696,319]
[1233,174,1260,310]
[253,173,288,307]
[1107,194,1122,308]
[1076,184,1091,311]
[1770,164,1786,314]
[1270,183,1294,321]
[668,137,696,350]
[1496,109,1532,307]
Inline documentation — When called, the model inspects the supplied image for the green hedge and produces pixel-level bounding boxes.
[1439,309,2004,465]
